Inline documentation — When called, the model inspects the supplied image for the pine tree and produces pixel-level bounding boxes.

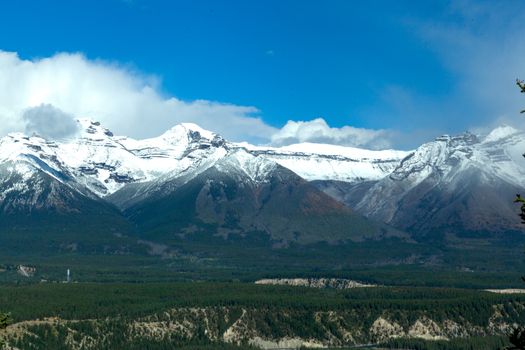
[0,312,10,349]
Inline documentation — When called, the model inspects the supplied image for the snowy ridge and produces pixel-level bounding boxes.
[238,142,410,183]
[242,142,408,159]
[385,129,525,189]
[0,119,415,202]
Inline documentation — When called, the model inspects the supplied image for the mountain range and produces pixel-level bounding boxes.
[1,119,524,269]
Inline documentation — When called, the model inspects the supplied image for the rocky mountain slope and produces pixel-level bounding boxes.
[349,126,525,238]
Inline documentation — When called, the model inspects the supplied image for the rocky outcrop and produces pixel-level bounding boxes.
[369,317,404,343]
[249,337,325,349]
[254,278,375,289]
[407,317,447,340]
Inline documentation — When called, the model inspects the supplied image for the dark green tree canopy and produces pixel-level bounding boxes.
[0,312,10,348]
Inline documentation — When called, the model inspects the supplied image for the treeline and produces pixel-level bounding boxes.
[0,283,524,324]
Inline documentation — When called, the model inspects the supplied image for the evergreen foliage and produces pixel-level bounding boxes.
[0,312,10,349]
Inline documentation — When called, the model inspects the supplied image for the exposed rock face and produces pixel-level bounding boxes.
[442,319,470,338]
[132,307,228,342]
[254,278,375,289]
[249,337,325,349]
[369,315,486,343]
[369,317,404,343]
[407,317,447,340]
[222,309,256,344]
[484,289,525,294]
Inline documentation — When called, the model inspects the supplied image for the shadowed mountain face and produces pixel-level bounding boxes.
[312,180,378,209]
[358,167,523,239]
[116,151,406,245]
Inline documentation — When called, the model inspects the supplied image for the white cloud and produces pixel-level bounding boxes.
[0,51,277,142]
[270,118,394,149]
[23,104,80,139]
[0,50,397,149]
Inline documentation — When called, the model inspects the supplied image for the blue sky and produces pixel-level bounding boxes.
[0,0,524,149]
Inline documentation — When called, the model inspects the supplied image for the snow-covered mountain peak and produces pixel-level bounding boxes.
[77,119,115,140]
[159,122,219,144]
[483,125,521,143]
[179,122,216,140]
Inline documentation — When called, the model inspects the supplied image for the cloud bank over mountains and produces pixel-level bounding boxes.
[271,118,393,150]
[0,51,274,142]
[0,51,394,149]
